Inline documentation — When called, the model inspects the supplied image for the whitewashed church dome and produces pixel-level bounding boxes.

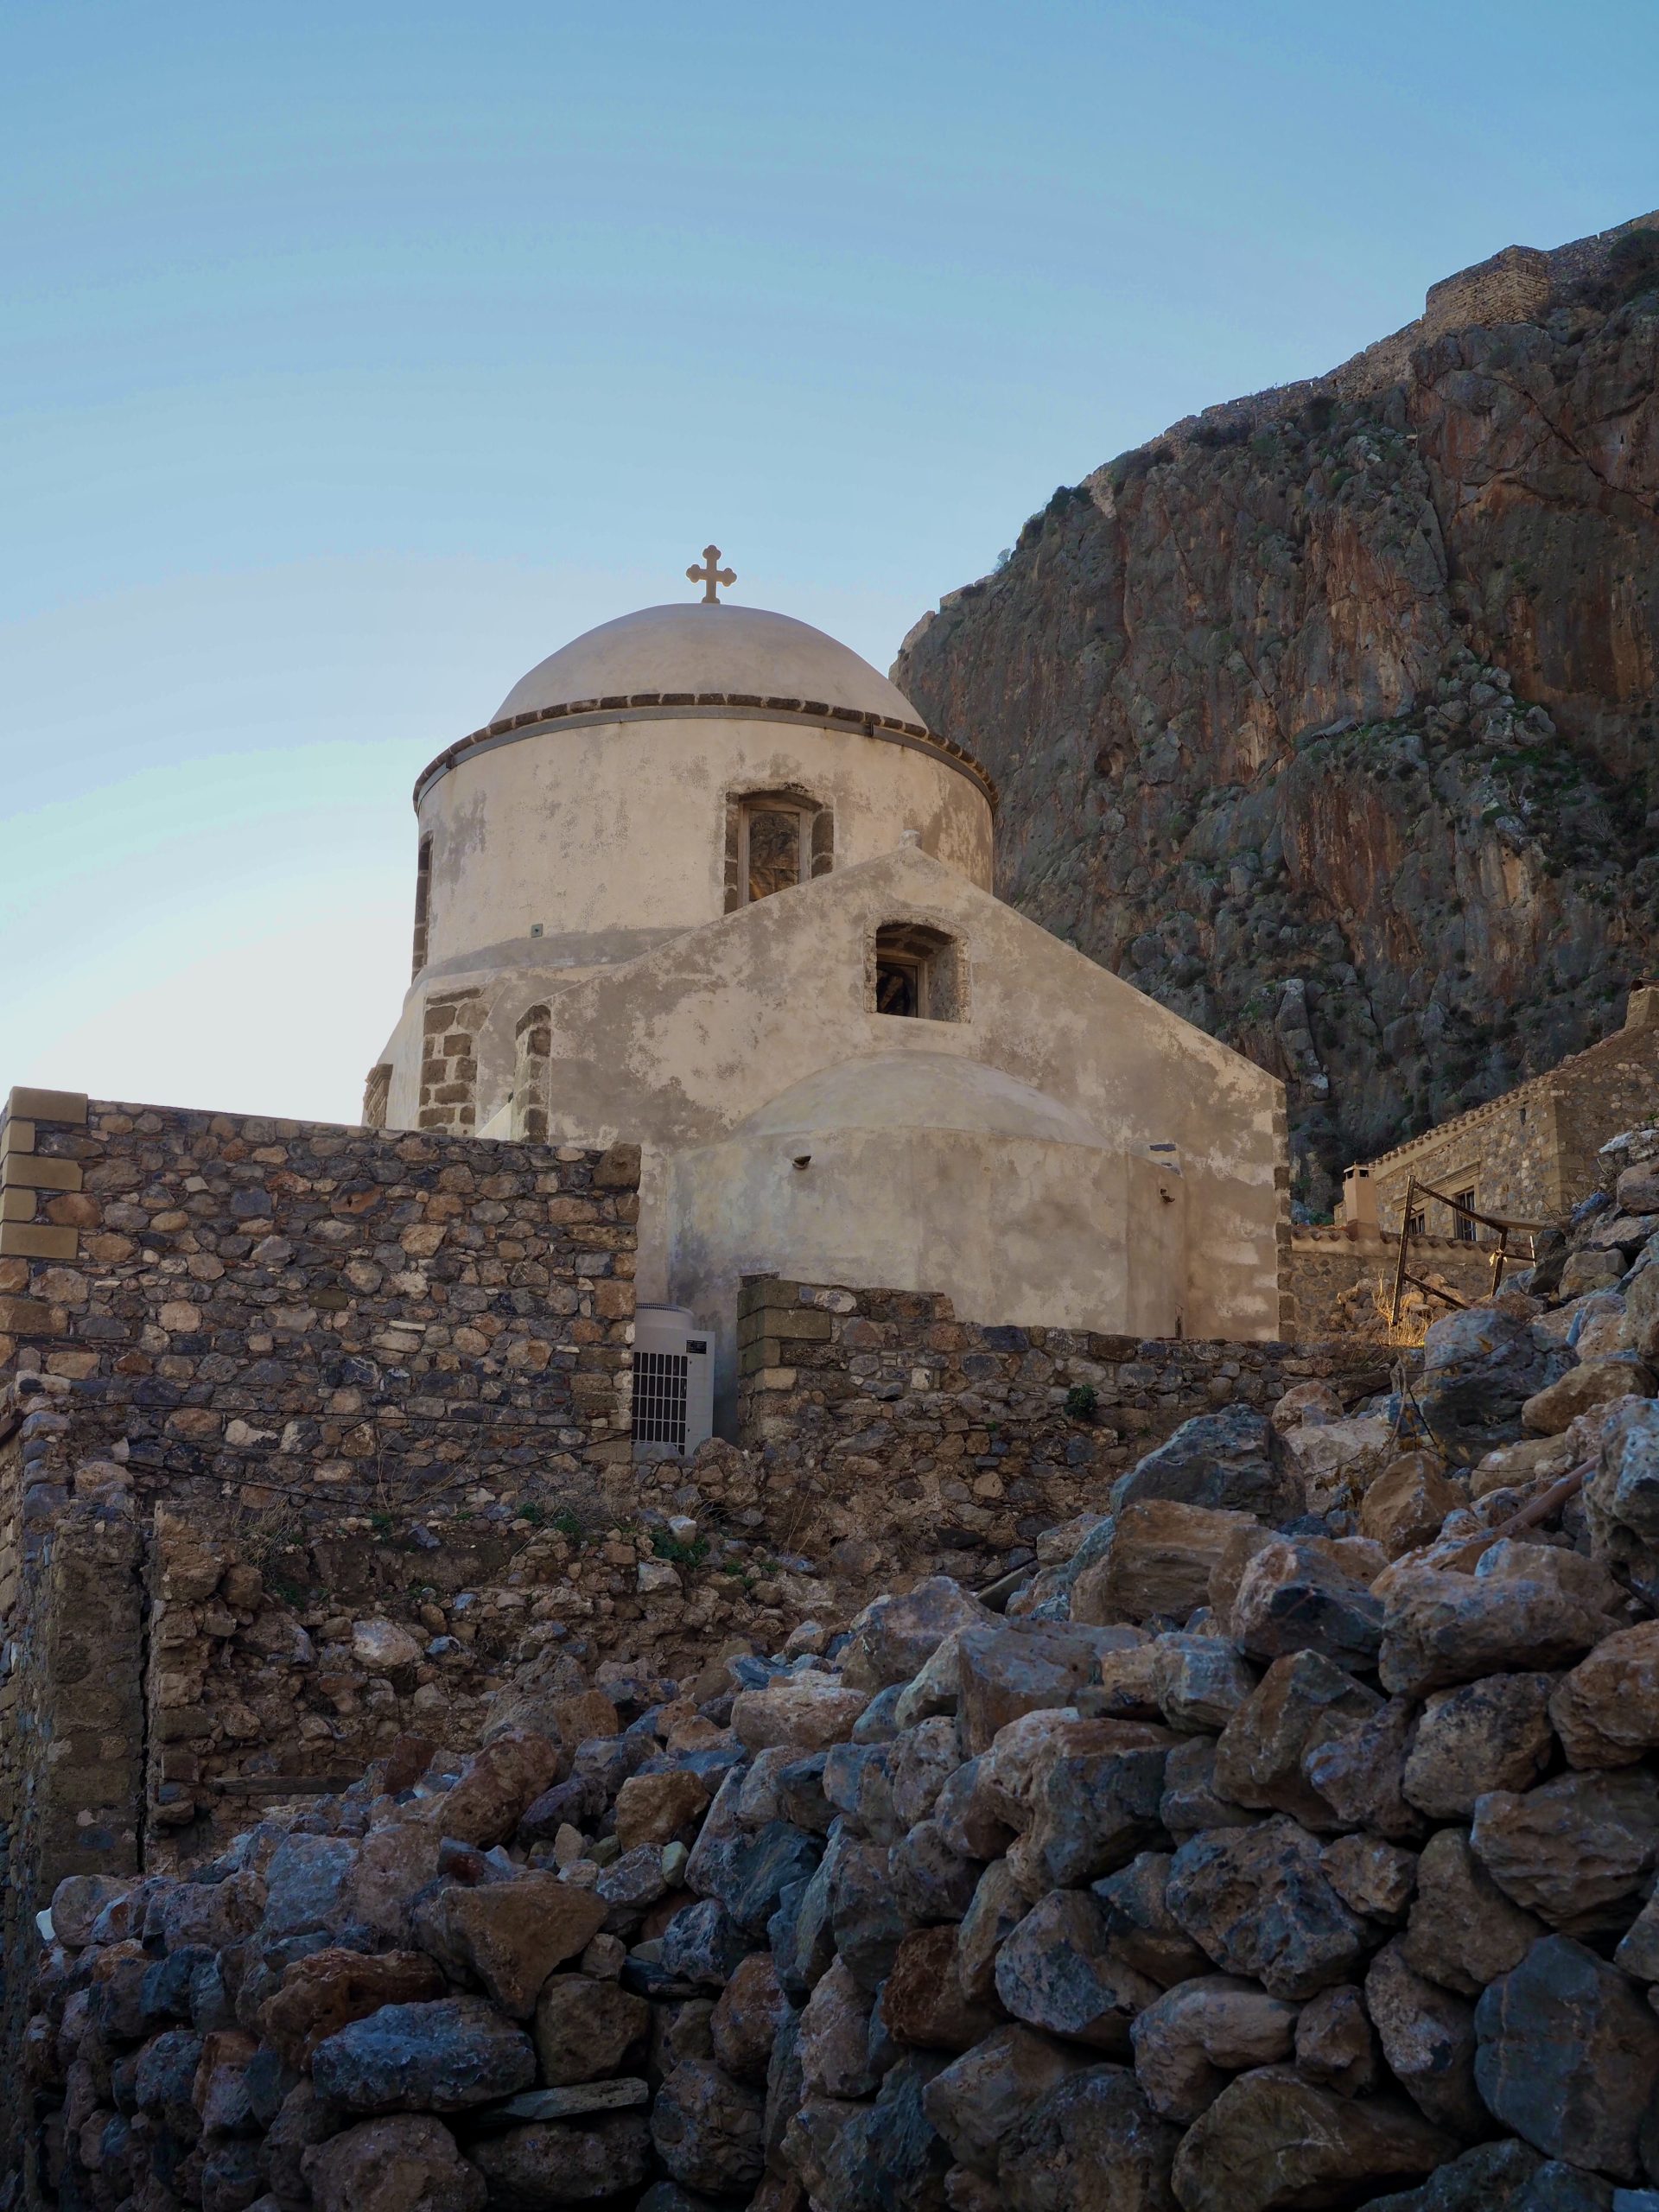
[494,602,925,729]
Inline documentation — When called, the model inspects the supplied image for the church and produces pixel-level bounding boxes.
[364,551,1288,1433]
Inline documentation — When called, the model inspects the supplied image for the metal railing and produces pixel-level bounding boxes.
[1388,1170,1550,1328]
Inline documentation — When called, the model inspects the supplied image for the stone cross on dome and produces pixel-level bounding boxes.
[687,544,736,603]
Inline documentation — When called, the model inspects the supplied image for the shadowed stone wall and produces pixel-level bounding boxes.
[734,1274,1392,1576]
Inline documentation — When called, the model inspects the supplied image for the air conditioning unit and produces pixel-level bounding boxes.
[631,1304,714,1457]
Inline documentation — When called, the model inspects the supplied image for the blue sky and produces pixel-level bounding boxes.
[5,0,1655,1122]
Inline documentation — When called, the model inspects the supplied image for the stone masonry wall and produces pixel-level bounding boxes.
[1287,1228,1497,1340]
[417,988,484,1132]
[0,1087,637,1507]
[734,1275,1395,1580]
[0,1089,642,2024]
[1359,1017,1659,1236]
[1421,244,1550,338]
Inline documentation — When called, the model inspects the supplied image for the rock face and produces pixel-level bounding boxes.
[893,233,1659,1205]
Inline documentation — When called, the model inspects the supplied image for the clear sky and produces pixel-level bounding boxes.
[5,0,1655,1123]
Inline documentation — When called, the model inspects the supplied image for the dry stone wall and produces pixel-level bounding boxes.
[1287,1230,1497,1340]
[735,1276,1395,1577]
[0,1089,638,1510]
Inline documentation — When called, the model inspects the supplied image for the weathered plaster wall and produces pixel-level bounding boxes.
[413,709,994,978]
[378,847,1287,1362]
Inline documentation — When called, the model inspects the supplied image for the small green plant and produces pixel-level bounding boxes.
[550,1507,586,1541]
[369,1510,395,1538]
[652,1528,710,1568]
[518,1503,546,1527]
[1064,1383,1098,1421]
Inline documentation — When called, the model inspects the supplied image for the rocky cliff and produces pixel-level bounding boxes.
[894,218,1659,1214]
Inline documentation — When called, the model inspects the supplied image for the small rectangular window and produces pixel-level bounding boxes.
[872,921,963,1020]
[1405,1207,1427,1238]
[1452,1188,1478,1243]
[877,954,925,1017]
[744,806,806,903]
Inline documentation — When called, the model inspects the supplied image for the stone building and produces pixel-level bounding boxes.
[1340,986,1659,1240]
[365,573,1289,1421]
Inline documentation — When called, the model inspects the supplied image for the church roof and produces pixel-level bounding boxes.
[494,602,925,728]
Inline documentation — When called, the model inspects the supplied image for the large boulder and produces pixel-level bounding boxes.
[1093,1853,1211,1988]
[1364,1939,1484,2136]
[1522,1356,1654,1436]
[532,1975,651,2088]
[1115,1407,1301,1523]
[957,1859,1030,2005]
[840,1580,995,1691]
[784,2053,952,2211]
[1360,1453,1467,1557]
[1300,1696,1422,1840]
[311,1998,536,2114]
[956,1622,1143,1755]
[1170,2067,1454,2212]
[1379,1542,1618,1696]
[1293,1984,1380,2098]
[1585,1400,1659,1604]
[467,2116,654,2209]
[1402,1828,1544,1998]
[998,2065,1181,2212]
[261,1949,448,2067]
[881,1924,1002,2053]
[797,1959,880,2100]
[994,1890,1160,2051]
[1227,1538,1385,1669]
[302,2117,486,2212]
[1402,1674,1556,1816]
[1011,1719,1176,1891]
[430,1876,607,2017]
[1150,1635,1256,1733]
[1470,1767,1659,1928]
[921,2025,1093,2177]
[1344,2139,1549,2210]
[614,1770,710,1851]
[650,2059,766,2196]
[1213,1650,1382,1830]
[709,1952,791,2088]
[1474,1935,1659,2179]
[1416,1308,1565,1460]
[419,1732,566,1848]
[1549,1621,1659,1767]
[732,1680,869,1752]
[1279,1415,1399,1516]
[1166,1818,1370,1999]
[1128,1974,1298,2123]
[1071,1502,1262,1625]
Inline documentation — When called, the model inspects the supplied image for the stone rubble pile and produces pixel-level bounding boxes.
[29,1129,1659,2212]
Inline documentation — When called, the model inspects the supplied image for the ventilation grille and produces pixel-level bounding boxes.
[632,1350,689,1450]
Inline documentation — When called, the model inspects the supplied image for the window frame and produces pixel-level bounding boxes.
[738,799,812,906]
[870,920,966,1023]
[724,786,834,912]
